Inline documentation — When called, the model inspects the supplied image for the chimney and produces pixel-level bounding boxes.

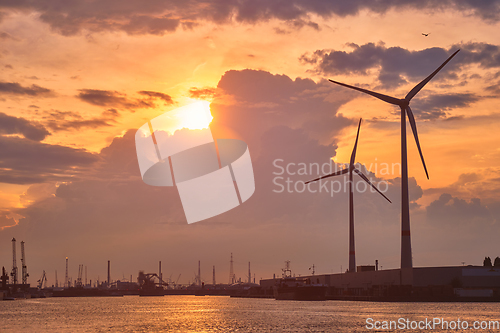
[198,260,201,287]
[159,261,162,285]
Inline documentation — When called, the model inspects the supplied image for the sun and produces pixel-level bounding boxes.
[177,100,213,131]
[141,101,214,137]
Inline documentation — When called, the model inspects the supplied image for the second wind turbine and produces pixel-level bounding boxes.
[306,119,391,273]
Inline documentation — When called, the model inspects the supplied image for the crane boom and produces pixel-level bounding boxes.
[37,271,47,289]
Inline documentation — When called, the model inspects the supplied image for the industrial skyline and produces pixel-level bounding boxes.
[0,1,500,282]
[3,240,260,287]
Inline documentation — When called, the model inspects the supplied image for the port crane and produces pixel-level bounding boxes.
[76,264,84,287]
[137,271,167,289]
[21,241,29,285]
[176,274,181,286]
[37,271,47,289]
[11,238,18,285]
[282,260,292,278]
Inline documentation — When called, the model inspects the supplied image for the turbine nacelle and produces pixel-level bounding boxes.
[399,99,410,108]
[305,118,391,203]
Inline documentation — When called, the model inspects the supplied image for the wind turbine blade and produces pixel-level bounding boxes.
[350,118,362,166]
[353,168,392,203]
[329,79,401,105]
[305,168,349,184]
[405,49,460,101]
[406,106,429,179]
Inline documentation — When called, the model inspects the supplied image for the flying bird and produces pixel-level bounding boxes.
[422,33,430,36]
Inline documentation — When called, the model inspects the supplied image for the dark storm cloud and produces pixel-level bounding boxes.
[425,171,500,209]
[42,109,119,132]
[46,118,113,131]
[78,89,173,109]
[0,81,53,96]
[453,42,500,68]
[211,69,357,148]
[301,42,500,88]
[42,110,82,121]
[409,93,479,120]
[2,1,500,36]
[188,87,216,100]
[137,90,173,104]
[102,108,119,117]
[485,81,500,95]
[301,42,385,75]
[426,193,493,224]
[290,19,320,30]
[77,89,148,108]
[121,15,180,35]
[0,136,98,184]
[0,31,17,40]
[77,89,164,109]
[0,112,50,141]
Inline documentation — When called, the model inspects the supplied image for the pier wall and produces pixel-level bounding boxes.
[260,266,500,290]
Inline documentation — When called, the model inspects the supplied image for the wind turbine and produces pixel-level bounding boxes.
[328,49,460,273]
[306,119,391,273]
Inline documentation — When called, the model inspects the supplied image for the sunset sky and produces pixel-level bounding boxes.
[1,1,500,286]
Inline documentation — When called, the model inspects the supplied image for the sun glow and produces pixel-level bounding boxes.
[136,101,215,140]
[177,101,213,130]
[146,101,213,136]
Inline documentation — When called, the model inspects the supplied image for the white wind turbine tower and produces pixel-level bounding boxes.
[328,49,460,283]
[306,118,391,273]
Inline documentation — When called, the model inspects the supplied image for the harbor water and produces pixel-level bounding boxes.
[1,296,500,332]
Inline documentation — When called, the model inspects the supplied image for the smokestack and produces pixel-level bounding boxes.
[65,257,69,288]
[375,260,379,271]
[229,253,234,284]
[107,260,110,287]
[159,261,162,285]
[212,266,216,286]
[248,262,251,284]
[198,260,201,287]
[1,267,8,289]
